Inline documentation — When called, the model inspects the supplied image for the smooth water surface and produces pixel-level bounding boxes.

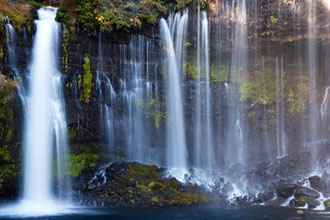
[1,206,330,220]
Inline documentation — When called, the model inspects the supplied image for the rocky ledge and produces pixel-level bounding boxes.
[74,162,224,207]
[72,142,330,209]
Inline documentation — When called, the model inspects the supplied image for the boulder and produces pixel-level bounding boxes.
[306,197,320,209]
[289,196,307,207]
[256,188,275,203]
[277,184,297,198]
[294,186,320,199]
[323,191,330,198]
[324,199,330,210]
[309,176,327,192]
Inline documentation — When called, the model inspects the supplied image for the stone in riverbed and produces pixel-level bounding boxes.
[309,176,327,192]
[256,188,275,203]
[324,199,330,210]
[289,196,307,207]
[277,184,297,198]
[323,191,330,198]
[294,186,320,199]
[290,196,320,208]
[296,210,304,215]
[306,197,320,209]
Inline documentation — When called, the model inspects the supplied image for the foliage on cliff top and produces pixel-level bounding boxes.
[0,0,41,30]
[56,0,193,36]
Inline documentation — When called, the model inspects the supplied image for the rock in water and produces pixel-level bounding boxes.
[290,196,307,207]
[277,184,297,198]
[296,210,304,215]
[309,176,327,192]
[324,199,330,210]
[306,197,320,209]
[294,186,320,199]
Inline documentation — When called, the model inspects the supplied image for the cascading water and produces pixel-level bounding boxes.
[194,11,214,171]
[275,57,287,158]
[225,0,247,167]
[160,10,188,175]
[5,20,26,109]
[1,7,72,216]
[306,0,321,172]
[118,35,157,163]
[96,34,116,151]
[24,6,71,204]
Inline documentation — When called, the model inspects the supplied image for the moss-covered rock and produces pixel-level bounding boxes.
[324,199,330,210]
[79,54,93,103]
[69,153,99,177]
[79,162,221,207]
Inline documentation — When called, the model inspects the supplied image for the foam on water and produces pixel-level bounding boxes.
[0,200,77,217]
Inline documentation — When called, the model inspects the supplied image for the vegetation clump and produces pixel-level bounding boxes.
[56,0,194,36]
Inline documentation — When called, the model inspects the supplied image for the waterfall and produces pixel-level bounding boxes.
[275,57,287,158]
[307,0,320,171]
[5,20,26,109]
[96,34,116,151]
[0,7,72,214]
[160,10,188,170]
[225,0,247,166]
[194,11,214,171]
[118,36,155,163]
[320,86,330,138]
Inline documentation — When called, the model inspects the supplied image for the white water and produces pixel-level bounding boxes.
[0,7,72,216]
[275,57,287,158]
[160,10,188,169]
[307,0,320,171]
[5,20,27,110]
[225,0,247,166]
[96,34,116,151]
[320,86,330,138]
[194,11,214,171]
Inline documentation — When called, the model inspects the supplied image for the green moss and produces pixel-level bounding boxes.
[270,15,278,24]
[240,67,277,105]
[0,163,19,190]
[176,0,192,10]
[287,83,309,116]
[325,199,330,208]
[80,54,93,103]
[183,60,197,79]
[0,76,17,144]
[211,64,227,82]
[69,153,99,177]
[0,146,10,162]
[140,94,165,128]
[106,162,220,206]
[61,32,70,71]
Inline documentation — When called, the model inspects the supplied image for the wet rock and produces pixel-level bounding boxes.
[78,161,222,207]
[323,191,330,198]
[87,183,96,190]
[294,186,320,199]
[277,184,297,198]
[256,188,275,203]
[289,196,307,207]
[296,210,304,215]
[306,197,320,209]
[309,176,327,192]
[324,199,330,210]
